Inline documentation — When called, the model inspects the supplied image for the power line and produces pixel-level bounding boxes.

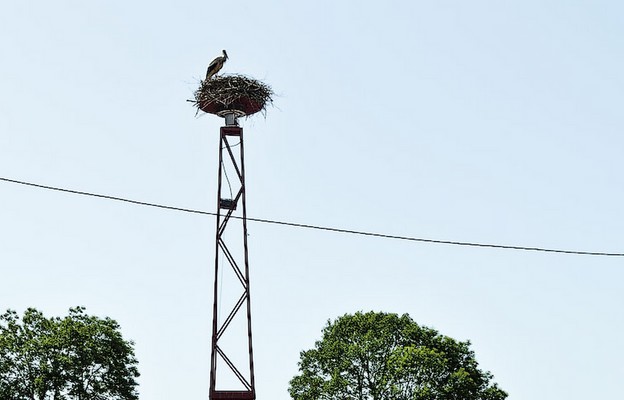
[1,176,623,257]
[0,177,214,216]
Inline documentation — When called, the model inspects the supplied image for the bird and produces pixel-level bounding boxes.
[205,50,228,80]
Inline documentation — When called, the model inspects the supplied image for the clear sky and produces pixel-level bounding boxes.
[1,1,623,399]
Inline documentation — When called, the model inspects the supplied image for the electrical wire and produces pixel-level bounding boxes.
[221,159,234,200]
[221,140,239,199]
[1,176,623,257]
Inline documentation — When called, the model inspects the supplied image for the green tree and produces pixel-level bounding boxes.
[289,312,507,400]
[0,307,139,400]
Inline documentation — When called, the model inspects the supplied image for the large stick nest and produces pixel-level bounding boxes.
[192,74,274,117]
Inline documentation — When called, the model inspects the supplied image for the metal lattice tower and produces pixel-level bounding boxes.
[209,115,255,400]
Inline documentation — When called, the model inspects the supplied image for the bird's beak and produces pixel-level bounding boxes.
[223,50,228,59]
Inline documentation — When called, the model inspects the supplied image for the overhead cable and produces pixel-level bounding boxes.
[1,176,622,257]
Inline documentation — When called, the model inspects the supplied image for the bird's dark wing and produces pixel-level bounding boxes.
[206,57,224,78]
[207,57,220,70]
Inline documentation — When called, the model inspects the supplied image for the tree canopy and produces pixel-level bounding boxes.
[289,311,507,400]
[0,307,139,400]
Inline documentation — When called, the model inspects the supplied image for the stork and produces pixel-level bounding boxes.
[205,50,228,80]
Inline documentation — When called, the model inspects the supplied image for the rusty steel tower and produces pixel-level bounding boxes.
[209,112,255,400]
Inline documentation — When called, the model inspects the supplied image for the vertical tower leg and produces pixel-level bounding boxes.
[210,125,255,400]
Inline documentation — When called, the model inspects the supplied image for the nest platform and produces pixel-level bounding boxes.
[193,74,273,117]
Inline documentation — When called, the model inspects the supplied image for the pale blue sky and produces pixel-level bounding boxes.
[1,1,623,399]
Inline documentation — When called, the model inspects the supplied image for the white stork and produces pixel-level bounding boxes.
[205,50,228,80]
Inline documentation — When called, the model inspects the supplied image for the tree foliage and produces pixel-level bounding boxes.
[0,307,139,400]
[289,312,507,400]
